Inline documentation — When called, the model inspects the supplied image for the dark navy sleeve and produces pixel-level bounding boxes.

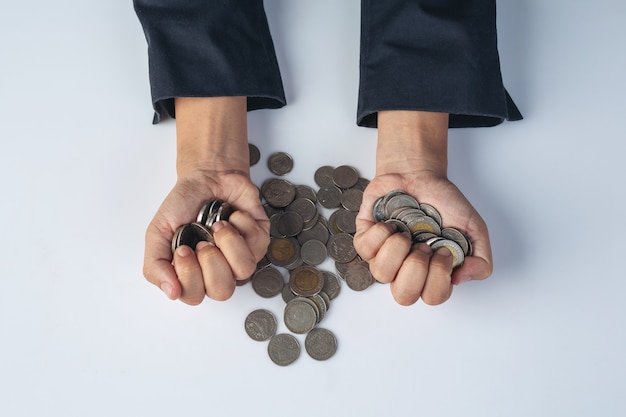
[357,0,522,128]
[133,0,286,124]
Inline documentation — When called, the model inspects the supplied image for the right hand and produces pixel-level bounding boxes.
[143,169,269,305]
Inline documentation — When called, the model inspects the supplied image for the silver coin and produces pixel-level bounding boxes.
[263,203,283,219]
[284,255,304,271]
[384,193,420,219]
[269,213,284,238]
[251,266,284,298]
[332,165,359,189]
[353,177,370,192]
[333,208,357,234]
[390,207,425,221]
[327,210,344,235]
[248,143,261,166]
[300,239,328,266]
[289,265,324,297]
[341,188,363,212]
[318,290,332,312]
[268,333,300,366]
[412,232,439,244]
[419,203,442,226]
[430,239,465,269]
[345,262,374,291]
[295,184,318,204]
[322,271,341,300]
[276,211,304,237]
[373,196,388,222]
[307,293,328,323]
[384,218,411,234]
[267,151,294,176]
[261,178,296,208]
[441,227,472,256]
[244,309,277,341]
[335,256,360,280]
[284,298,318,334]
[314,166,335,188]
[171,222,214,254]
[327,233,357,263]
[286,198,318,225]
[317,184,343,209]
[305,328,338,361]
[297,220,330,245]
[281,283,296,303]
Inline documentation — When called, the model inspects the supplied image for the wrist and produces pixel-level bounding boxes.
[376,110,449,177]
[175,96,250,179]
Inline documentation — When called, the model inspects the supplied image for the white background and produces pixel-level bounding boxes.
[1,1,625,416]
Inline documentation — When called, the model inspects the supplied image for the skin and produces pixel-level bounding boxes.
[143,97,493,306]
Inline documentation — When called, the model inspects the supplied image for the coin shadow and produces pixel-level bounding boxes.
[448,131,526,277]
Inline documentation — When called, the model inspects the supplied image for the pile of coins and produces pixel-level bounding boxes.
[170,200,233,253]
[373,190,473,269]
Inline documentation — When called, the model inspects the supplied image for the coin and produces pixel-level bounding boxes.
[251,267,284,298]
[276,211,304,237]
[322,271,341,300]
[284,298,318,334]
[261,178,296,208]
[289,266,324,297]
[248,143,261,166]
[404,214,442,235]
[295,184,318,203]
[286,198,317,225]
[300,239,328,266]
[327,233,357,263]
[345,262,373,291]
[307,293,328,323]
[441,227,472,256]
[333,208,357,234]
[419,203,442,226]
[430,238,465,269]
[384,193,420,219]
[317,184,343,209]
[171,222,214,254]
[297,220,329,245]
[384,218,411,234]
[267,151,294,176]
[244,309,277,341]
[314,165,335,187]
[266,237,300,267]
[332,165,359,189]
[341,188,363,212]
[281,283,296,303]
[305,328,337,361]
[268,333,300,366]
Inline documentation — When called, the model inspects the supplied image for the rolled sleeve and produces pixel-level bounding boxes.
[134,0,286,123]
[358,0,522,128]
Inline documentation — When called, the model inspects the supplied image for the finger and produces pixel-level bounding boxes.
[368,232,412,283]
[353,222,396,261]
[143,222,181,300]
[227,210,270,262]
[172,245,207,305]
[421,248,454,306]
[390,243,432,306]
[452,223,493,285]
[195,241,236,301]
[211,221,258,279]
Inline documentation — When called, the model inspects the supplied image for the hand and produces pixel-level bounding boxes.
[353,110,492,306]
[354,171,492,306]
[144,170,269,304]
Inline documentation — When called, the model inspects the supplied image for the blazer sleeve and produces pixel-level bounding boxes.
[357,0,522,128]
[133,0,286,124]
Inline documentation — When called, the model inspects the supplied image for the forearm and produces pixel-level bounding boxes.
[175,97,249,179]
[376,111,448,177]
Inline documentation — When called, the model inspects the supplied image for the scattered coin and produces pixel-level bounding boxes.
[321,271,341,300]
[300,239,328,266]
[314,165,335,187]
[267,237,300,267]
[327,233,357,263]
[268,333,300,366]
[251,267,284,298]
[248,143,261,166]
[345,262,374,291]
[289,266,324,297]
[305,328,338,361]
[244,309,277,341]
[332,165,359,189]
[267,151,294,176]
[317,184,343,209]
[261,178,296,208]
[284,297,318,334]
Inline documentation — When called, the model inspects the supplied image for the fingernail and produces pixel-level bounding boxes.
[211,221,226,234]
[196,241,210,251]
[436,247,451,257]
[160,282,174,299]
[176,245,192,257]
[417,243,431,254]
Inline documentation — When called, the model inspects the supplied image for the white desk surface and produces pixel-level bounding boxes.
[1,1,625,416]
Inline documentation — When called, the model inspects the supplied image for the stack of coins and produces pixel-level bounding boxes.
[372,190,473,269]
[170,200,232,253]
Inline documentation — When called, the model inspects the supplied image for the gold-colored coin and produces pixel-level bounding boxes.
[289,266,324,297]
[267,237,300,267]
